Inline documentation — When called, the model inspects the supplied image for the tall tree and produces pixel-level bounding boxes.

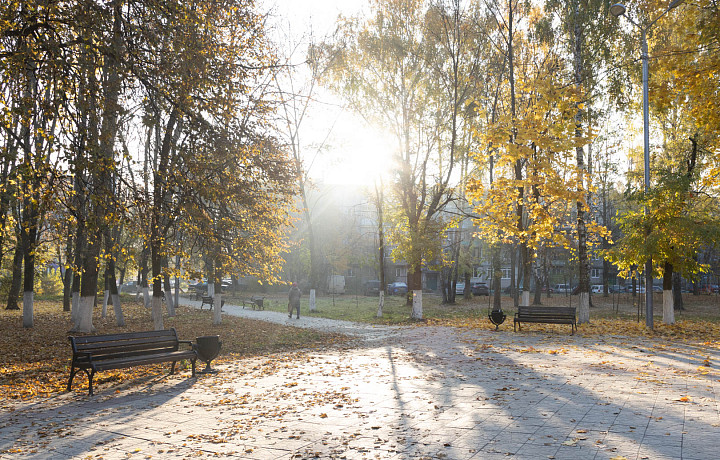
[317,0,458,310]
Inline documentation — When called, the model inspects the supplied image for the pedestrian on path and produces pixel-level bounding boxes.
[288,282,301,319]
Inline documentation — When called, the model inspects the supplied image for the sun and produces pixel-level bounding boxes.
[316,114,397,187]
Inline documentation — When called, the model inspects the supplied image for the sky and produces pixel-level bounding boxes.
[263,0,397,187]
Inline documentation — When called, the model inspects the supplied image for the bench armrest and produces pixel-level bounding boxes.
[178,340,194,349]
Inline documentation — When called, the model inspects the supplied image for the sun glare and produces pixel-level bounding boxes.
[318,122,396,187]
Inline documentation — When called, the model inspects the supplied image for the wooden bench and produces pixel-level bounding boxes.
[514,306,577,335]
[241,295,265,310]
[67,328,197,395]
[200,296,225,310]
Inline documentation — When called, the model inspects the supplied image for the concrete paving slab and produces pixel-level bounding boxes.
[3,301,720,459]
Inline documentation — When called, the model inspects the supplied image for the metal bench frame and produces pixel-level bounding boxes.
[67,328,196,395]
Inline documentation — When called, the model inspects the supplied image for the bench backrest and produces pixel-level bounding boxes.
[69,329,181,361]
[516,306,576,317]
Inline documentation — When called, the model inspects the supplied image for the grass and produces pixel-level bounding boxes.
[226,289,720,324]
[226,291,492,324]
[224,289,720,343]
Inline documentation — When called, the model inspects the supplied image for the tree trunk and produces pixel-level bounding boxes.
[510,246,517,307]
[573,3,590,325]
[105,227,124,326]
[76,2,123,333]
[374,181,386,316]
[6,242,22,310]
[672,272,684,311]
[140,245,150,307]
[151,107,178,328]
[151,243,164,331]
[164,270,175,317]
[533,263,542,306]
[212,271,222,326]
[62,234,73,312]
[70,221,84,326]
[102,275,109,319]
[492,245,502,310]
[663,261,675,324]
[408,264,422,307]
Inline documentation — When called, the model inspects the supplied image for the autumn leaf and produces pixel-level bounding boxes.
[0,301,348,402]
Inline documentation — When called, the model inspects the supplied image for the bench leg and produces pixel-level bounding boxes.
[67,366,77,392]
[88,369,95,396]
[67,367,95,395]
[170,361,177,375]
[191,358,196,377]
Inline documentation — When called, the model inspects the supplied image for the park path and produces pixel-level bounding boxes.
[1,298,720,459]
[177,296,408,341]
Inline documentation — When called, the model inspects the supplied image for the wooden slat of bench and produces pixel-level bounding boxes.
[514,306,577,334]
[91,350,197,371]
[74,336,178,350]
[73,330,177,345]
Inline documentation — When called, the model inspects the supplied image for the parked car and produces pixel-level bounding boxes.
[387,282,408,296]
[471,281,490,296]
[553,284,572,294]
[636,285,664,293]
[591,284,604,294]
[189,282,208,295]
[609,285,626,293]
[455,282,466,295]
[119,280,138,294]
[364,280,381,296]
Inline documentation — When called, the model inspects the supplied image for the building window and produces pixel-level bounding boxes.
[591,268,600,279]
[395,268,405,277]
[501,268,511,280]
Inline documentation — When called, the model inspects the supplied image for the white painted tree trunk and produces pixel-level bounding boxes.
[411,290,422,319]
[521,290,530,306]
[309,289,316,312]
[71,291,79,325]
[111,293,125,327]
[152,295,163,330]
[102,290,109,318]
[74,295,96,333]
[142,286,151,308]
[165,288,175,316]
[22,292,33,328]
[213,293,222,325]
[663,290,675,325]
[377,291,384,318]
[208,283,215,297]
[578,292,590,324]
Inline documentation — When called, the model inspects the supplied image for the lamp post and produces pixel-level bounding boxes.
[610,1,683,330]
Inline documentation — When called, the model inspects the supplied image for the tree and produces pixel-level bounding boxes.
[607,1,720,325]
[469,1,595,312]
[317,0,460,310]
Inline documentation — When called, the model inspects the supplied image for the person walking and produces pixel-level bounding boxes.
[288,282,301,319]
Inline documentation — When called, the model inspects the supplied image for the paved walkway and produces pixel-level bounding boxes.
[1,300,720,459]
